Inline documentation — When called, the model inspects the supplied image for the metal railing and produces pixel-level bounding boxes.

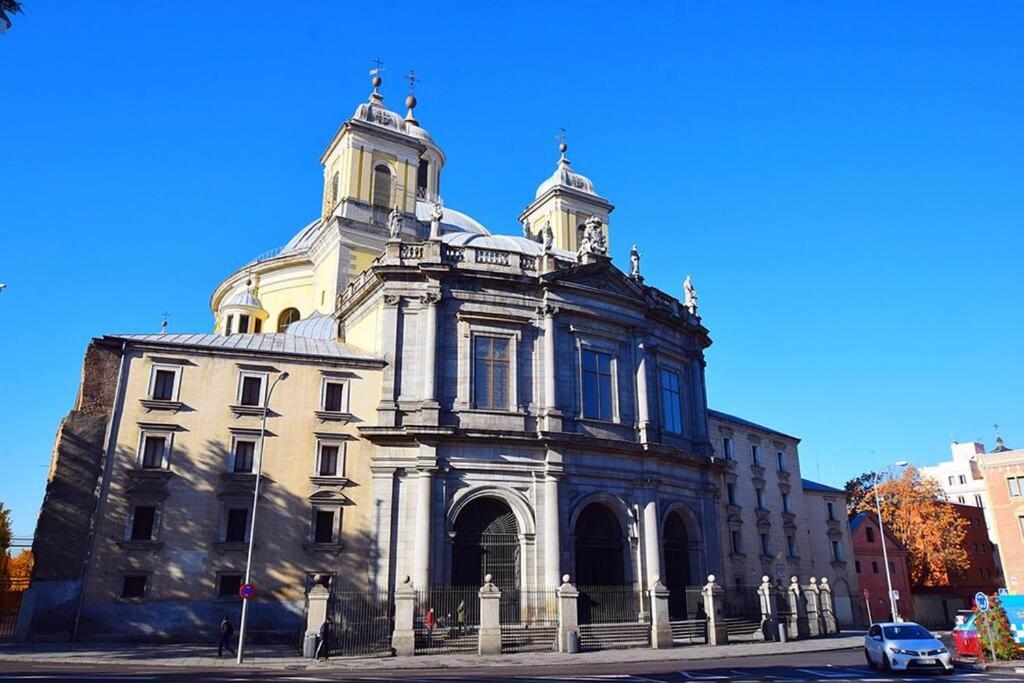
[324,588,393,657]
[720,585,763,620]
[500,589,558,653]
[413,586,479,654]
[0,579,29,639]
[577,585,651,652]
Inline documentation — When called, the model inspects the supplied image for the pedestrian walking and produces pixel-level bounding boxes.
[315,616,332,661]
[457,599,466,635]
[217,616,234,657]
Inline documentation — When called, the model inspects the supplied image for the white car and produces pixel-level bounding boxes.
[864,622,953,673]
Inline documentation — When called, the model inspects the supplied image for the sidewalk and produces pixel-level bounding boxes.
[0,634,864,671]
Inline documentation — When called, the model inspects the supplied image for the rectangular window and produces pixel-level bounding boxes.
[581,349,614,420]
[233,440,255,473]
[855,560,862,574]
[225,508,248,543]
[831,540,843,561]
[323,381,347,412]
[239,375,264,407]
[726,482,737,506]
[755,488,766,510]
[826,501,835,521]
[787,535,798,558]
[959,475,967,485]
[976,494,984,508]
[313,510,335,544]
[723,437,734,460]
[948,476,955,486]
[151,369,177,401]
[238,314,250,334]
[777,450,786,471]
[1018,516,1024,538]
[254,318,262,333]
[751,444,761,466]
[318,444,340,477]
[889,560,895,573]
[1009,477,1023,497]
[866,526,875,543]
[129,505,156,541]
[121,575,147,599]
[659,368,683,434]
[141,435,166,469]
[782,493,792,513]
[218,574,243,598]
[730,530,741,554]
[760,533,771,556]
[957,495,965,504]
[473,336,510,410]
[872,561,879,574]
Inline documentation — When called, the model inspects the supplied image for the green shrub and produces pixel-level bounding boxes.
[974,597,1022,661]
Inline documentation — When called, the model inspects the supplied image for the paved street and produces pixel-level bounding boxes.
[0,649,1020,683]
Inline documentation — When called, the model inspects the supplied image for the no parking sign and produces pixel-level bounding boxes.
[239,583,256,600]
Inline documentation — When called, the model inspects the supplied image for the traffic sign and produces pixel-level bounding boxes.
[975,592,990,612]
[239,583,256,600]
[891,589,900,600]
[999,588,1009,596]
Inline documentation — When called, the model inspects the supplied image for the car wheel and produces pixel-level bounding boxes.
[865,649,877,670]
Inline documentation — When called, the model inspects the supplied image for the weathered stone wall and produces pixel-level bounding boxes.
[30,340,122,640]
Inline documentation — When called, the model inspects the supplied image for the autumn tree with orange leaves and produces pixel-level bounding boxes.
[845,466,970,587]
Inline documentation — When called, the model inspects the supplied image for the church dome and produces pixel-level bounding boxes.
[223,290,264,309]
[535,155,598,199]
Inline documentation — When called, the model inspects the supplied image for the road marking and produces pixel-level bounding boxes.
[796,669,852,678]
[678,673,729,680]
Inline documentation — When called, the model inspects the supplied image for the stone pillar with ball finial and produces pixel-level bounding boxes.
[702,574,729,645]
[557,574,579,652]
[391,575,417,656]
[478,573,502,655]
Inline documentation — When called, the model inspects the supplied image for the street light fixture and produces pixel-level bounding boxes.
[873,459,909,623]
[236,370,288,664]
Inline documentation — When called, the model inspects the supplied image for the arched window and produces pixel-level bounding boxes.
[372,164,392,208]
[331,171,339,202]
[573,503,625,586]
[451,497,520,590]
[277,308,300,333]
[416,159,429,197]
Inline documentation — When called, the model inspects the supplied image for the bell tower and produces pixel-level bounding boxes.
[519,136,613,254]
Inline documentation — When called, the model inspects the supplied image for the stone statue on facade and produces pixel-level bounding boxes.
[541,221,554,253]
[521,218,532,240]
[429,202,443,240]
[387,204,403,240]
[629,244,642,280]
[577,215,607,259]
[684,274,699,316]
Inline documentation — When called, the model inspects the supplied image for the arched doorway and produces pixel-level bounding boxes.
[451,497,520,590]
[573,503,626,586]
[663,511,692,619]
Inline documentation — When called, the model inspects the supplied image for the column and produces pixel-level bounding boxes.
[544,467,563,590]
[642,493,661,590]
[541,303,562,431]
[377,294,401,426]
[688,356,708,441]
[413,468,433,590]
[804,578,823,637]
[422,293,439,401]
[635,341,652,443]
[787,576,808,639]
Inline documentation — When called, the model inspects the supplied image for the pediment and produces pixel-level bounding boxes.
[544,261,646,301]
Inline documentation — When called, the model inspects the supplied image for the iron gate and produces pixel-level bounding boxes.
[668,586,707,644]
[324,588,393,657]
[414,586,479,654]
[577,585,651,651]
[0,580,28,639]
[500,589,558,653]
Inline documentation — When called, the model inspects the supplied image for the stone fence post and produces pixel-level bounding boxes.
[804,577,823,637]
[304,581,329,658]
[557,574,579,653]
[702,574,729,646]
[391,576,416,656]
[787,576,808,640]
[820,578,838,634]
[478,574,502,655]
[757,575,777,641]
[650,578,673,649]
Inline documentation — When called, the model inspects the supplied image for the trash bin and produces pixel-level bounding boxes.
[566,630,580,653]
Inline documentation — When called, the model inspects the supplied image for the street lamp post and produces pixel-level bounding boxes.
[872,460,908,623]
[236,371,288,664]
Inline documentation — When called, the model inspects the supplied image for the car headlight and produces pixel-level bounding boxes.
[891,648,917,655]
[937,647,948,654]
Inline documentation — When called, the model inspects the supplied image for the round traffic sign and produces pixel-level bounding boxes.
[975,592,989,612]
[239,583,256,600]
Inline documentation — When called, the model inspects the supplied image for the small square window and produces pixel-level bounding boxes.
[233,440,256,473]
[826,501,835,521]
[141,435,166,469]
[318,444,340,477]
[239,375,264,407]
[225,508,248,543]
[122,575,147,599]
[323,381,347,412]
[313,510,335,544]
[130,505,156,541]
[218,574,243,598]
[151,369,177,401]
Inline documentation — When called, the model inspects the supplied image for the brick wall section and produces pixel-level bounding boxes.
[980,449,1024,590]
[29,340,122,638]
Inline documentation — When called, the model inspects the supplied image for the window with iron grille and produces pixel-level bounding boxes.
[473,336,510,410]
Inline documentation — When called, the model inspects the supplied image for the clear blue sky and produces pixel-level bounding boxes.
[2,2,1021,538]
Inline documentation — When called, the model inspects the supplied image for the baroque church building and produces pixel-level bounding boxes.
[27,75,859,640]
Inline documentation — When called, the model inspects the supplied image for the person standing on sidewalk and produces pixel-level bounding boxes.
[315,617,332,661]
[217,616,234,657]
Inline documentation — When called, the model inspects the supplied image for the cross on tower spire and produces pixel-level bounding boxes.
[555,124,569,159]
[369,58,385,102]
[369,57,385,76]
[160,311,170,334]
[405,68,420,94]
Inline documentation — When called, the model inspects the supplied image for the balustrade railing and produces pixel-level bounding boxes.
[475,249,510,266]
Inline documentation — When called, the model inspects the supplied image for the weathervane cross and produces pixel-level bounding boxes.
[556,125,568,146]
[370,57,385,76]
[406,68,420,94]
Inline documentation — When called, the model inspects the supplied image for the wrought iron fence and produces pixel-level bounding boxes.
[668,586,708,645]
[500,589,558,653]
[414,586,479,654]
[324,588,393,657]
[577,585,651,651]
[0,579,29,639]
[720,585,763,620]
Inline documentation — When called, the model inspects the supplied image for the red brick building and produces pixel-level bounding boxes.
[979,441,1024,592]
[851,511,914,622]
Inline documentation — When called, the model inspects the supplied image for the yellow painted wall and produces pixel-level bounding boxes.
[344,301,383,355]
[311,241,341,314]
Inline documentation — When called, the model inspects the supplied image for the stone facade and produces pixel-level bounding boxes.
[27,75,852,641]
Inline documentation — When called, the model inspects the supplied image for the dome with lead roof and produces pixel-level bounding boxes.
[535,154,599,199]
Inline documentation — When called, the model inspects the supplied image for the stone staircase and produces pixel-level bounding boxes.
[724,616,765,642]
[670,619,707,644]
[578,622,652,650]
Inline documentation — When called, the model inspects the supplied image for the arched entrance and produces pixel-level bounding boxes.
[573,503,626,586]
[663,511,692,619]
[451,497,520,590]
